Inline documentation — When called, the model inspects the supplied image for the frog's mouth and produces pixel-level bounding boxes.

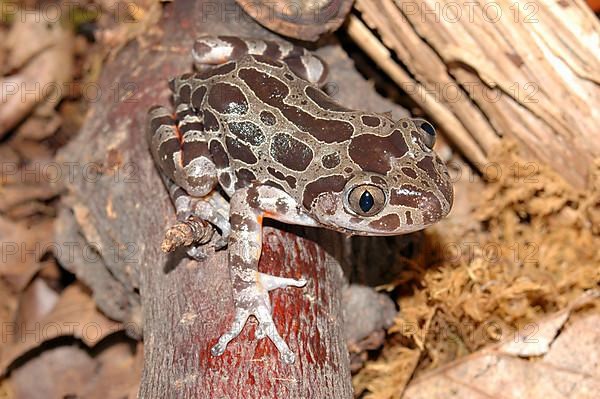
[325,220,429,237]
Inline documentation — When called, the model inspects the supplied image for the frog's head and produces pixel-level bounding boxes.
[304,117,453,235]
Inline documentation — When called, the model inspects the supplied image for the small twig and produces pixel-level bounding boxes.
[160,216,214,253]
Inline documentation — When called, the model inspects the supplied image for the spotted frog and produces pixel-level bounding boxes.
[148,36,453,363]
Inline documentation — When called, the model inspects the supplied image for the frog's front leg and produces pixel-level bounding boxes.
[162,183,230,258]
[211,184,320,364]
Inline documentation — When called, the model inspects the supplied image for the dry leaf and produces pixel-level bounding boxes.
[402,291,600,399]
[0,283,123,374]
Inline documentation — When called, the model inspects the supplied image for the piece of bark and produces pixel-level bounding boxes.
[350,0,600,189]
[235,0,354,41]
[54,0,356,396]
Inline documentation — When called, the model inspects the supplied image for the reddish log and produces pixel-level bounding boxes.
[56,0,352,397]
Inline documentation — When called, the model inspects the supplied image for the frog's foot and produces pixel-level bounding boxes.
[211,272,306,364]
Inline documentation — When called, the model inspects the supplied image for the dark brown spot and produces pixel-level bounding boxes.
[209,140,229,168]
[234,168,257,189]
[305,87,350,112]
[390,184,421,207]
[179,84,191,103]
[196,62,236,80]
[285,109,353,143]
[247,186,260,208]
[230,213,259,232]
[267,167,297,189]
[349,134,395,174]
[402,167,418,179]
[348,130,409,174]
[368,214,400,231]
[172,186,186,198]
[219,172,231,188]
[321,153,340,169]
[302,175,346,209]
[226,137,257,164]
[179,121,204,135]
[260,110,277,126]
[405,211,413,225]
[191,86,207,108]
[221,36,248,58]
[263,41,282,59]
[270,133,313,171]
[208,83,248,115]
[227,121,265,145]
[267,166,286,181]
[361,115,381,127]
[283,57,313,83]
[238,68,289,106]
[150,115,175,134]
[251,54,283,68]
[238,68,353,143]
[370,176,386,186]
[203,110,219,131]
[390,185,444,223]
[391,129,409,155]
[284,73,294,81]
[182,141,209,167]
[285,175,297,189]
[416,156,437,181]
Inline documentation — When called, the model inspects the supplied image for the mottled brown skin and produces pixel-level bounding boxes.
[147,36,453,364]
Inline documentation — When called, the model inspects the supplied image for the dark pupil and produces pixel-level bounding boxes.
[421,121,435,136]
[359,190,374,213]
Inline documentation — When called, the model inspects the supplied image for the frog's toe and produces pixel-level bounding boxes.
[211,275,304,362]
[258,272,307,291]
[254,305,297,364]
[211,307,250,357]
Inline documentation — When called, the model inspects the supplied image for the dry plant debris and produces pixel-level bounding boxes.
[0,1,146,397]
[353,142,600,398]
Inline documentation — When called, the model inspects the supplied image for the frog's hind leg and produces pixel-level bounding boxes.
[211,184,320,363]
[192,36,328,85]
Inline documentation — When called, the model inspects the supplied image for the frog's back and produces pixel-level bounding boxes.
[171,53,452,232]
[171,54,362,198]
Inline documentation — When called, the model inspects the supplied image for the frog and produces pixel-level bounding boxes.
[147,36,453,364]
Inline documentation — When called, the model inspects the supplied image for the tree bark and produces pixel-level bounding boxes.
[350,0,600,189]
[55,0,355,397]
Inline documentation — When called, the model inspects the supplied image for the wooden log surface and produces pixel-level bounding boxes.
[55,0,355,395]
[350,0,600,189]
[53,0,407,396]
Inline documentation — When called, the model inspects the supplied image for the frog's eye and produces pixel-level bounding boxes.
[414,118,436,149]
[347,185,386,216]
